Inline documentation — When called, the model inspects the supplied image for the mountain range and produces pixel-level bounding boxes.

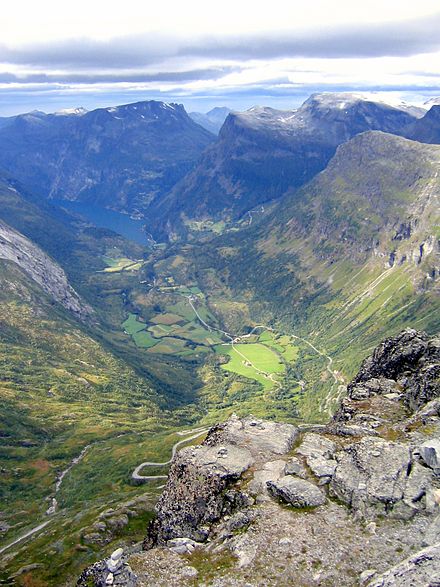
[189,107,231,134]
[0,101,214,215]
[0,92,439,586]
[151,93,429,236]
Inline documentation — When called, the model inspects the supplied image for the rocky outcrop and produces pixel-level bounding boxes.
[329,437,434,519]
[145,442,254,545]
[339,328,440,413]
[79,329,440,586]
[366,542,440,586]
[0,219,92,320]
[80,495,154,546]
[144,416,298,547]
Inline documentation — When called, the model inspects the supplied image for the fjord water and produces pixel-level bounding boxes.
[52,200,147,245]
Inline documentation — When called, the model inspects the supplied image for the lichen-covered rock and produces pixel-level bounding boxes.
[296,433,338,479]
[145,443,254,546]
[267,477,326,508]
[284,457,308,478]
[418,439,440,474]
[329,437,435,519]
[247,459,286,497]
[342,329,440,412]
[204,415,299,459]
[366,542,440,586]
[144,415,298,548]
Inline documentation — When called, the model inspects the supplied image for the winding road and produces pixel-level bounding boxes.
[0,521,53,557]
[0,431,145,556]
[131,428,208,483]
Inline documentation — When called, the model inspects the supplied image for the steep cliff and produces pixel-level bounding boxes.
[0,219,91,320]
[152,93,419,234]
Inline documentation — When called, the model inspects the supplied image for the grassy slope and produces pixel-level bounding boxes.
[0,183,205,584]
[183,132,440,420]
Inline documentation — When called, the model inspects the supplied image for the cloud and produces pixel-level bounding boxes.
[0,67,237,85]
[1,12,440,73]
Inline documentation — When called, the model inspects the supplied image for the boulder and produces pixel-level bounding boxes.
[267,477,326,508]
[349,378,400,401]
[284,457,308,478]
[296,433,337,479]
[166,537,201,554]
[366,542,440,586]
[248,459,286,496]
[418,439,440,474]
[145,442,254,545]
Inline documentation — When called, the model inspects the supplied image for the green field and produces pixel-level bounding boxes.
[216,342,285,389]
[132,330,158,348]
[148,337,188,354]
[101,256,142,273]
[122,313,148,335]
[122,283,228,357]
[259,332,300,363]
[150,313,184,325]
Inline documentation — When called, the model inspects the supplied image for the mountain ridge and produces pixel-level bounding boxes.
[0,99,215,216]
[152,93,421,237]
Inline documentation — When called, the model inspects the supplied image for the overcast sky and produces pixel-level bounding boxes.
[1,0,440,115]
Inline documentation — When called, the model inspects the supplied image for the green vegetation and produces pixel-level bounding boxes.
[122,312,148,335]
[101,255,142,273]
[2,131,440,585]
[216,343,284,389]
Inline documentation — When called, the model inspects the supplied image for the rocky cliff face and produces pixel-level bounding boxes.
[152,93,419,235]
[405,105,440,144]
[78,328,440,586]
[0,219,92,320]
[0,101,214,215]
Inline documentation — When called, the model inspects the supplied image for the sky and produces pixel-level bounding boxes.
[1,0,440,116]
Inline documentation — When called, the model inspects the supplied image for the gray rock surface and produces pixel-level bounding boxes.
[284,457,308,478]
[267,477,326,508]
[342,329,440,412]
[145,442,254,545]
[367,542,440,586]
[418,439,440,474]
[247,459,286,497]
[145,415,297,548]
[204,415,298,460]
[0,219,92,320]
[166,537,201,554]
[329,437,434,518]
[296,433,337,479]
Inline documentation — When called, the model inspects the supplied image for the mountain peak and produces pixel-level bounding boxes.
[54,107,88,116]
